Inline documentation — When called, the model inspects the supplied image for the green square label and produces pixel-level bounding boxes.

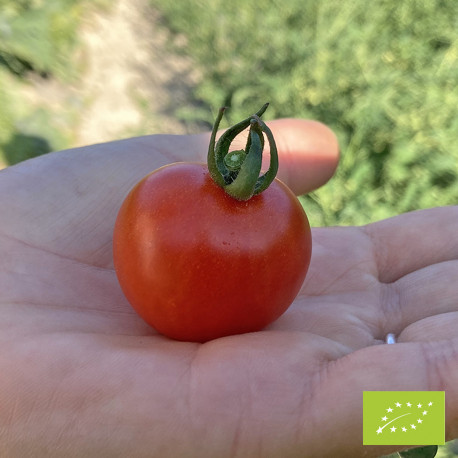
[363,391,445,445]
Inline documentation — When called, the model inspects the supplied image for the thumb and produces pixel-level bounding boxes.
[266,118,339,195]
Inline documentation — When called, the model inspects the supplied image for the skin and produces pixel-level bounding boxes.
[0,119,457,457]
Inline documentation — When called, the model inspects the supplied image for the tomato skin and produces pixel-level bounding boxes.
[113,162,311,342]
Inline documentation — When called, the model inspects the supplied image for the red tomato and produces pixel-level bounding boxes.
[113,162,311,342]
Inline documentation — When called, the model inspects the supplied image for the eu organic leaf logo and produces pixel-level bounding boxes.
[363,391,445,445]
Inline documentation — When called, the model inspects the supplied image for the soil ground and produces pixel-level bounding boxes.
[74,0,200,146]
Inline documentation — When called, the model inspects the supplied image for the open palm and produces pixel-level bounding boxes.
[0,119,457,457]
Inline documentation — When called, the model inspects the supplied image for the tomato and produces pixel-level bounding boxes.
[113,105,312,342]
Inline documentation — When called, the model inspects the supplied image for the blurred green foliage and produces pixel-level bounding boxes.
[1,0,81,76]
[0,0,107,165]
[150,0,458,226]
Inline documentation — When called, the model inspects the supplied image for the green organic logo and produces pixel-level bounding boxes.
[363,391,445,445]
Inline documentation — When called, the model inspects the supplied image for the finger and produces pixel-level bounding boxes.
[364,206,458,283]
[399,312,458,342]
[379,260,458,335]
[266,118,339,195]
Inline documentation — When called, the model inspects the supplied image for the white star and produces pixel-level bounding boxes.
[417,403,422,408]
[422,410,428,416]
[387,407,393,413]
[417,419,423,424]
[395,402,402,407]
[382,416,388,422]
[411,424,416,429]
[428,402,433,406]
[390,426,397,432]
[376,427,383,435]
[402,427,407,432]
[406,402,412,407]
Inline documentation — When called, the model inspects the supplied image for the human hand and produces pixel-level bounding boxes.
[0,118,456,457]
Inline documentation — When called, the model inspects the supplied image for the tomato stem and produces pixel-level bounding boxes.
[224,150,247,171]
[207,104,279,201]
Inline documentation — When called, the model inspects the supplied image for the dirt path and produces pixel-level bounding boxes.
[75,0,199,146]
[14,0,199,160]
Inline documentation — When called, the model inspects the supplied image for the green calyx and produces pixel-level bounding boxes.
[207,103,279,201]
